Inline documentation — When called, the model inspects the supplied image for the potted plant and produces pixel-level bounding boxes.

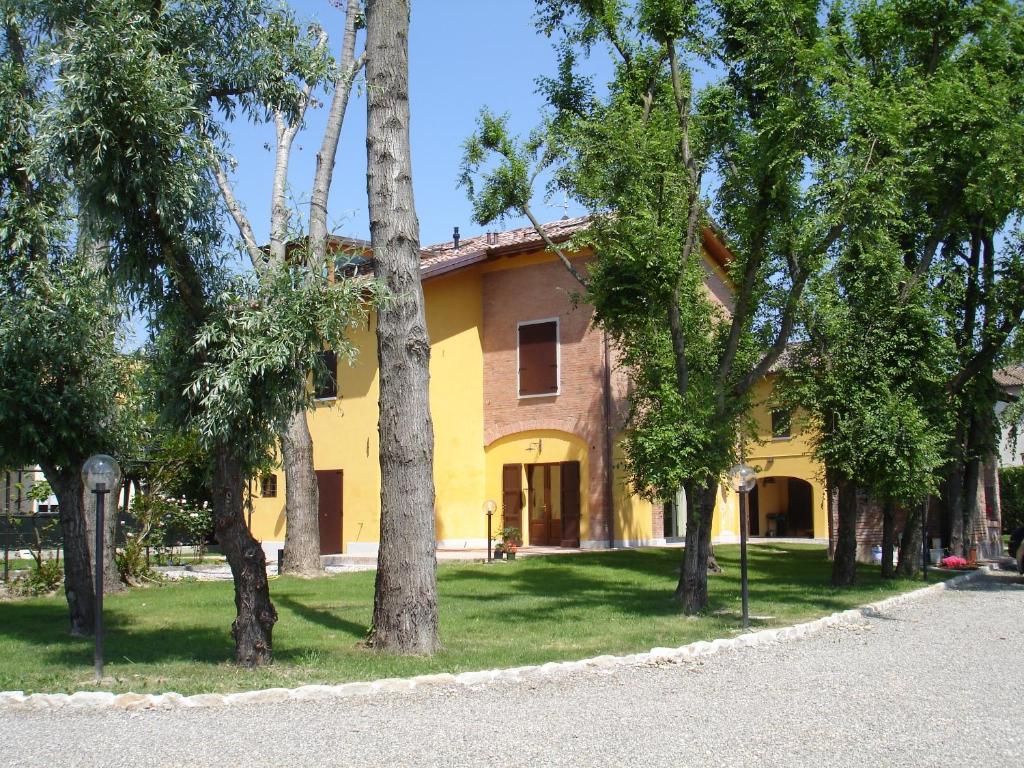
[499,527,521,561]
[493,541,505,560]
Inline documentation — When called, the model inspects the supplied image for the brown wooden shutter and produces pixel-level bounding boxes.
[502,464,523,533]
[518,321,558,396]
[560,461,581,547]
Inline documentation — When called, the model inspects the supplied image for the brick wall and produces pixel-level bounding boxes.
[482,255,620,543]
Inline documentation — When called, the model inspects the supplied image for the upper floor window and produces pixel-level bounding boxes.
[315,350,338,400]
[260,474,278,498]
[771,408,792,439]
[518,319,559,397]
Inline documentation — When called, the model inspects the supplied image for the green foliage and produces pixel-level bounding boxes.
[461,0,856,505]
[175,258,381,473]
[1000,466,1024,534]
[25,480,52,504]
[16,558,64,596]
[0,256,136,472]
[785,244,952,505]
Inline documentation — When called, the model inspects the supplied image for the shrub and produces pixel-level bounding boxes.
[16,558,63,596]
[1000,466,1024,534]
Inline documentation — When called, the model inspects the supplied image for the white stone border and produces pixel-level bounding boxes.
[0,566,991,713]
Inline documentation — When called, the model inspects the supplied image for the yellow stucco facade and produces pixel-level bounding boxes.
[246,226,821,557]
[743,375,829,540]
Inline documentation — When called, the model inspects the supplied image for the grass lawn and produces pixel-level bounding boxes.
[0,544,953,695]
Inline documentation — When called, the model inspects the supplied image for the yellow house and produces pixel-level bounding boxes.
[248,217,796,557]
[744,374,829,542]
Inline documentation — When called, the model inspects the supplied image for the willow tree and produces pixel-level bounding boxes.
[46,0,372,666]
[461,0,880,613]
[0,7,132,634]
[214,0,366,576]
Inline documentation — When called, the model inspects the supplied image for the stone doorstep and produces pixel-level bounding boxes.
[0,566,992,713]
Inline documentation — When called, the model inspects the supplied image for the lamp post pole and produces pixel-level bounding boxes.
[739,487,750,629]
[82,454,120,684]
[484,500,496,563]
[729,462,756,631]
[93,482,108,682]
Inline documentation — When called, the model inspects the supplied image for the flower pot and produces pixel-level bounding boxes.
[505,551,516,561]
[493,550,504,560]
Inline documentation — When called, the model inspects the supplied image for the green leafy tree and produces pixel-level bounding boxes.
[0,6,137,633]
[44,0,375,666]
[461,0,878,613]
[834,0,1024,559]
[213,0,365,576]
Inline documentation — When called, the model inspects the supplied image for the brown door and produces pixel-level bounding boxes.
[560,461,581,547]
[315,470,343,555]
[501,464,523,538]
[527,465,555,546]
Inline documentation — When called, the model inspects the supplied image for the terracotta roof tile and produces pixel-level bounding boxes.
[995,366,1024,388]
[419,215,592,277]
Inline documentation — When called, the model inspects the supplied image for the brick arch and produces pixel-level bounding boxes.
[484,418,594,448]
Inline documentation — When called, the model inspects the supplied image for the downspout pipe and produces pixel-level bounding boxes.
[603,332,615,548]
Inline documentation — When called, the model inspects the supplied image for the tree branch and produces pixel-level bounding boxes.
[523,205,588,288]
[309,0,364,266]
[212,156,265,271]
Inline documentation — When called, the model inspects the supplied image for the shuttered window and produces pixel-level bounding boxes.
[518,320,558,397]
[315,350,338,400]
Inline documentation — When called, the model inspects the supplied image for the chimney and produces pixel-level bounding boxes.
[453,226,460,250]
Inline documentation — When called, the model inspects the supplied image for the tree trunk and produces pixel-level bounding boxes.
[831,478,858,587]
[279,411,323,576]
[880,498,896,579]
[896,499,924,578]
[211,444,277,666]
[41,461,94,636]
[674,480,716,614]
[826,466,838,559]
[83,479,123,593]
[364,0,441,655]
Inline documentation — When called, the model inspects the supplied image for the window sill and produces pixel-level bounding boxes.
[518,391,559,400]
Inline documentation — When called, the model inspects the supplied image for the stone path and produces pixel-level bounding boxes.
[2,570,1021,767]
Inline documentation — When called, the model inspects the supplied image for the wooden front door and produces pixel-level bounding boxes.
[501,464,523,537]
[527,464,556,546]
[560,461,581,547]
[315,470,343,555]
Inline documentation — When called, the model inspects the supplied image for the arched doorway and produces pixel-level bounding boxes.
[750,477,815,538]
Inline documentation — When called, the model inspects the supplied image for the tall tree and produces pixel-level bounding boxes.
[364,0,441,653]
[48,0,372,665]
[214,0,366,576]
[461,0,873,613]
[0,7,130,634]
[838,0,1024,559]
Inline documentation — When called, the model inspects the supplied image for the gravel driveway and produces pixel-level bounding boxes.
[3,570,1021,768]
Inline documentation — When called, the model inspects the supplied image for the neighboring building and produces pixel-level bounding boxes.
[2,467,57,516]
[995,366,1023,468]
[247,217,757,557]
[744,374,829,542]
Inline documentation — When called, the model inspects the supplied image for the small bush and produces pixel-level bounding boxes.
[16,559,63,596]
[1000,466,1024,534]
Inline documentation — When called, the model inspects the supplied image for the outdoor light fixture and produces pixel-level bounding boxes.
[82,454,121,682]
[728,462,756,629]
[484,499,497,563]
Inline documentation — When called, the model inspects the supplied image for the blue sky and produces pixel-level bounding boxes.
[221,0,603,250]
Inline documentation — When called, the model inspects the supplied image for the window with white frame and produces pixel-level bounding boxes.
[518,319,559,397]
